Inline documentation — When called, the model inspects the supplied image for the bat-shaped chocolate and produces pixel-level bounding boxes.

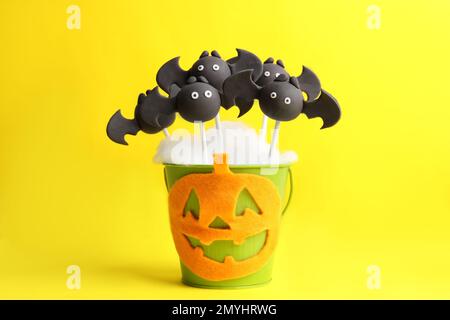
[297,66,321,102]
[223,70,259,117]
[302,89,341,129]
[155,56,187,95]
[226,49,263,81]
[223,70,341,127]
[156,49,262,94]
[107,110,140,145]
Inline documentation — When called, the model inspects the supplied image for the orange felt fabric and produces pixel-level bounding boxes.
[168,154,281,281]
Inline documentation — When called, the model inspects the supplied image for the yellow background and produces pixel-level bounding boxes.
[1,0,450,299]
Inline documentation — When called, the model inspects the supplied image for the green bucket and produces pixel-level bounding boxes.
[164,163,293,289]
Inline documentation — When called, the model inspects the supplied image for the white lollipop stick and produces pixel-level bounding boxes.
[162,128,170,138]
[215,114,224,154]
[260,115,268,143]
[269,120,281,160]
[199,121,208,163]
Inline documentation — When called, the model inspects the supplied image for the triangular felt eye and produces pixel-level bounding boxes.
[208,216,230,229]
[184,190,199,219]
[234,188,261,216]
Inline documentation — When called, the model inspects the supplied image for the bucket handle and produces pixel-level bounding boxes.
[163,167,293,215]
[281,168,294,215]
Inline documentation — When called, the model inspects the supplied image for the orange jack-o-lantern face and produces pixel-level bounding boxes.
[168,154,281,281]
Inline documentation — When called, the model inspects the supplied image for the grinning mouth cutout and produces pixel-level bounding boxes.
[185,230,268,263]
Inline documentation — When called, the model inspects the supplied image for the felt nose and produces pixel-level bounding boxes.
[208,216,230,229]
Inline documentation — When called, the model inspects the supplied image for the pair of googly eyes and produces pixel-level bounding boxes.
[264,71,281,78]
[191,90,213,99]
[270,92,291,104]
[197,64,220,71]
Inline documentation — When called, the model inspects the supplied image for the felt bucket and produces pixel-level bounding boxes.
[164,158,293,289]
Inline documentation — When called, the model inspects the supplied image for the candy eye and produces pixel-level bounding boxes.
[191,91,199,99]
[264,71,271,77]
[212,64,220,71]
[270,92,277,99]
[197,65,204,71]
[275,72,280,77]
[204,90,212,98]
[284,97,291,104]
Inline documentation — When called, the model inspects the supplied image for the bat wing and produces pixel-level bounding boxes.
[227,49,263,80]
[302,89,341,129]
[137,87,176,132]
[106,110,140,145]
[222,70,260,117]
[156,57,188,94]
[297,66,321,102]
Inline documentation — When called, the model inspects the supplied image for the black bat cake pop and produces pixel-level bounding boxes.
[169,76,222,122]
[223,70,340,127]
[258,58,322,102]
[107,90,176,145]
[223,69,341,158]
[256,58,320,101]
[106,76,224,145]
[227,57,324,117]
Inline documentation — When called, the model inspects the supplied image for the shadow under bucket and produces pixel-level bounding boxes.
[164,155,293,289]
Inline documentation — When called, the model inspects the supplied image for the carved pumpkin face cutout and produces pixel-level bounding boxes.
[168,154,281,281]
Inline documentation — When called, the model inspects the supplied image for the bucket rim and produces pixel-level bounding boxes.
[163,163,293,169]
